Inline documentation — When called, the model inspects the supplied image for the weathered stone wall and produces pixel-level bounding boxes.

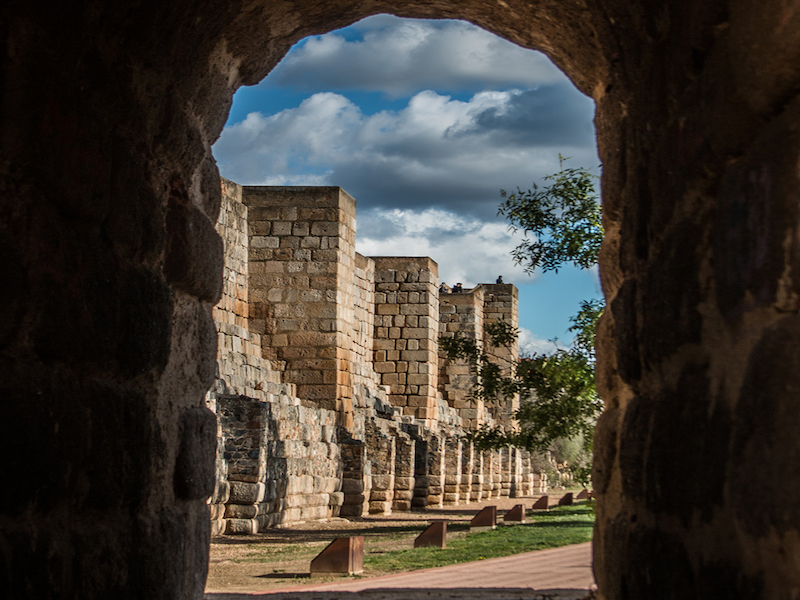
[243,186,358,414]
[481,284,520,425]
[213,179,281,396]
[439,285,520,429]
[439,287,485,429]
[373,257,440,423]
[205,182,542,536]
[351,253,381,392]
[217,390,343,532]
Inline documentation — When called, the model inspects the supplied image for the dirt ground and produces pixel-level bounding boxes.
[205,489,585,595]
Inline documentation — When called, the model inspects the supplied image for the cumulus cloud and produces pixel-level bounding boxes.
[214,87,597,220]
[518,327,561,356]
[355,207,532,286]
[271,16,565,97]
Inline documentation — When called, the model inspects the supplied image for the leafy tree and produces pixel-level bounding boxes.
[465,311,602,454]
[568,298,604,360]
[499,156,602,273]
[443,159,605,459]
[439,319,520,403]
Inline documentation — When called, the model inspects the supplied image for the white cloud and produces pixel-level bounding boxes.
[518,327,561,356]
[214,88,597,220]
[272,16,565,97]
[355,207,533,287]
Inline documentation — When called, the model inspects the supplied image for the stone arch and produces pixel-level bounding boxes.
[3,1,800,598]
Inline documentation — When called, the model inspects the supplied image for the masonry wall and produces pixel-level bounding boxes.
[243,186,359,415]
[214,180,281,395]
[372,257,440,423]
[351,253,381,393]
[207,181,543,535]
[480,284,520,426]
[437,284,521,429]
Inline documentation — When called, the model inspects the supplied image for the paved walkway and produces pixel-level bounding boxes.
[206,542,595,600]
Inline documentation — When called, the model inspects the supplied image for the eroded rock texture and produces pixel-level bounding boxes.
[2,0,800,598]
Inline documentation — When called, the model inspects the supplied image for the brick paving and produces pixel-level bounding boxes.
[206,542,595,600]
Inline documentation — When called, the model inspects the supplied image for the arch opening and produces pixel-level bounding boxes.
[204,19,603,591]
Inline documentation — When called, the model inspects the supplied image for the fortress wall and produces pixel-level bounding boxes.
[392,434,416,511]
[216,390,344,533]
[243,186,356,413]
[372,257,440,423]
[438,285,520,429]
[207,183,542,534]
[481,284,520,425]
[213,180,281,395]
[209,182,347,533]
[439,287,488,428]
[350,253,381,393]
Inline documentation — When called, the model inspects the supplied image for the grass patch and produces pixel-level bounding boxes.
[363,504,594,574]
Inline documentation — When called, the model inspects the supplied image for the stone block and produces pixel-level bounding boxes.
[382,373,400,385]
[576,489,590,500]
[369,500,392,514]
[414,521,447,549]
[401,327,428,339]
[342,493,367,505]
[329,492,345,507]
[427,494,443,506]
[320,476,339,494]
[300,505,330,521]
[311,222,339,236]
[209,504,226,520]
[225,518,258,535]
[393,489,414,501]
[224,504,258,519]
[503,504,526,522]
[338,504,364,517]
[392,500,412,511]
[400,304,431,316]
[371,474,394,490]
[210,519,226,537]
[558,493,574,506]
[370,490,393,501]
[211,480,230,505]
[310,537,365,576]
[394,477,415,490]
[229,481,265,504]
[470,506,497,531]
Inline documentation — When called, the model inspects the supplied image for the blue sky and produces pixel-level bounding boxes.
[214,14,602,354]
